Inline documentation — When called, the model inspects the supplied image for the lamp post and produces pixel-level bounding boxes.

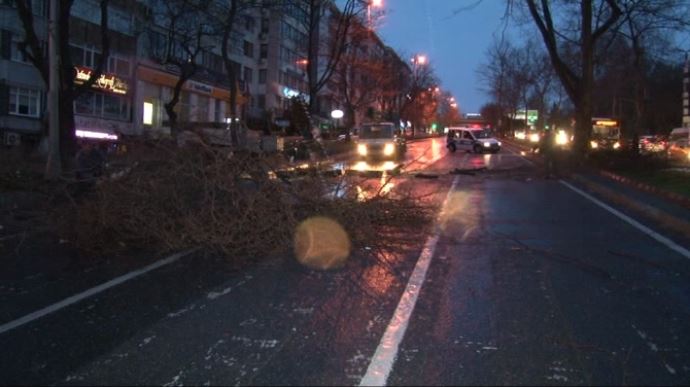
[368,0,383,29]
[409,55,428,136]
[331,109,344,134]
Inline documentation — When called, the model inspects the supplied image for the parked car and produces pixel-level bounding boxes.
[639,135,668,154]
[446,127,501,154]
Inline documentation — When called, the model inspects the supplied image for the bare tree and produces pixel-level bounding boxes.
[436,91,462,129]
[614,0,690,153]
[146,0,215,139]
[400,62,439,135]
[16,0,111,174]
[331,18,390,127]
[288,0,369,136]
[520,0,623,156]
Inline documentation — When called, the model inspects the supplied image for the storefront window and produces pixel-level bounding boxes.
[196,95,209,122]
[74,91,130,121]
[75,91,95,115]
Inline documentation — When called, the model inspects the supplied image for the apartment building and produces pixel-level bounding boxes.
[0,0,409,145]
[0,0,47,146]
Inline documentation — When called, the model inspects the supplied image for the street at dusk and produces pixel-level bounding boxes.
[3,138,690,385]
[2,0,690,386]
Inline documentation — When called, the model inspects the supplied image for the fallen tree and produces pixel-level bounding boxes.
[54,140,436,268]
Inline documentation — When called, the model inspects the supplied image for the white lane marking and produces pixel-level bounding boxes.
[560,180,690,260]
[360,176,460,387]
[0,247,200,335]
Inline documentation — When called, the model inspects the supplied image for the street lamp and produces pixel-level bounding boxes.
[331,109,344,131]
[368,0,383,29]
[411,54,427,66]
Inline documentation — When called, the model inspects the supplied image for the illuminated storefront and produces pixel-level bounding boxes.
[73,65,133,138]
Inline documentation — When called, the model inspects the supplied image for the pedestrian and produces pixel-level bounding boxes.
[540,130,558,178]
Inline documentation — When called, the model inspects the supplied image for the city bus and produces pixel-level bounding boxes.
[590,118,621,150]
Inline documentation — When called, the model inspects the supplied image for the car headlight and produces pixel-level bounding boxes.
[613,142,621,149]
[530,133,540,143]
[383,143,395,156]
[498,141,502,146]
[556,132,568,145]
[357,143,368,156]
[483,141,490,148]
[590,141,599,149]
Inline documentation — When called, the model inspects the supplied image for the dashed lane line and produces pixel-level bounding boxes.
[0,248,200,335]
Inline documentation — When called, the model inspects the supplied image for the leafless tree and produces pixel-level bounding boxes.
[613,0,690,153]
[15,0,111,173]
[331,18,391,127]
[288,0,369,135]
[519,0,623,156]
[436,91,462,128]
[400,61,439,135]
[144,0,217,139]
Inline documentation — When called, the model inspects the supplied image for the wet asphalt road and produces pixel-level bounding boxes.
[1,138,689,385]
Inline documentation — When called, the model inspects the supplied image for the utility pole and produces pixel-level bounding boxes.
[45,0,61,180]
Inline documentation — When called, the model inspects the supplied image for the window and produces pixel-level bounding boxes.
[243,41,253,58]
[74,91,130,121]
[260,44,268,59]
[196,95,209,122]
[71,44,101,68]
[9,86,41,117]
[230,60,241,76]
[10,36,30,63]
[107,56,130,77]
[244,16,255,32]
[259,69,267,84]
[143,102,153,125]
[244,67,253,83]
[258,94,266,109]
[214,98,222,122]
[261,18,269,34]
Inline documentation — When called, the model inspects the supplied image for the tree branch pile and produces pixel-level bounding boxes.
[55,141,436,262]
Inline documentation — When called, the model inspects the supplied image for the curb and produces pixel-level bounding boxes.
[599,170,690,211]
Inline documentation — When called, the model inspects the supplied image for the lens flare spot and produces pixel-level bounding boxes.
[294,217,351,270]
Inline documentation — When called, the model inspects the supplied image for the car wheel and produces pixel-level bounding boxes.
[448,143,457,153]
[473,144,482,154]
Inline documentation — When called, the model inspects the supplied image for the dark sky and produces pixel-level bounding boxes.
[377,0,512,114]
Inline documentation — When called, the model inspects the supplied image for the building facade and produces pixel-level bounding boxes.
[0,0,410,146]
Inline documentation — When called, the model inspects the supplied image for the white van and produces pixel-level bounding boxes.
[446,127,501,154]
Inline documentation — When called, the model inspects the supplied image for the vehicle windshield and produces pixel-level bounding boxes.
[592,125,620,139]
[475,130,493,139]
[360,125,395,139]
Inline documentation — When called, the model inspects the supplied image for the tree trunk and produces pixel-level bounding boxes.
[164,77,184,139]
[58,89,77,169]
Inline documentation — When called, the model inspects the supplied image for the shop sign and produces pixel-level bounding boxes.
[189,81,213,94]
[74,66,128,95]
